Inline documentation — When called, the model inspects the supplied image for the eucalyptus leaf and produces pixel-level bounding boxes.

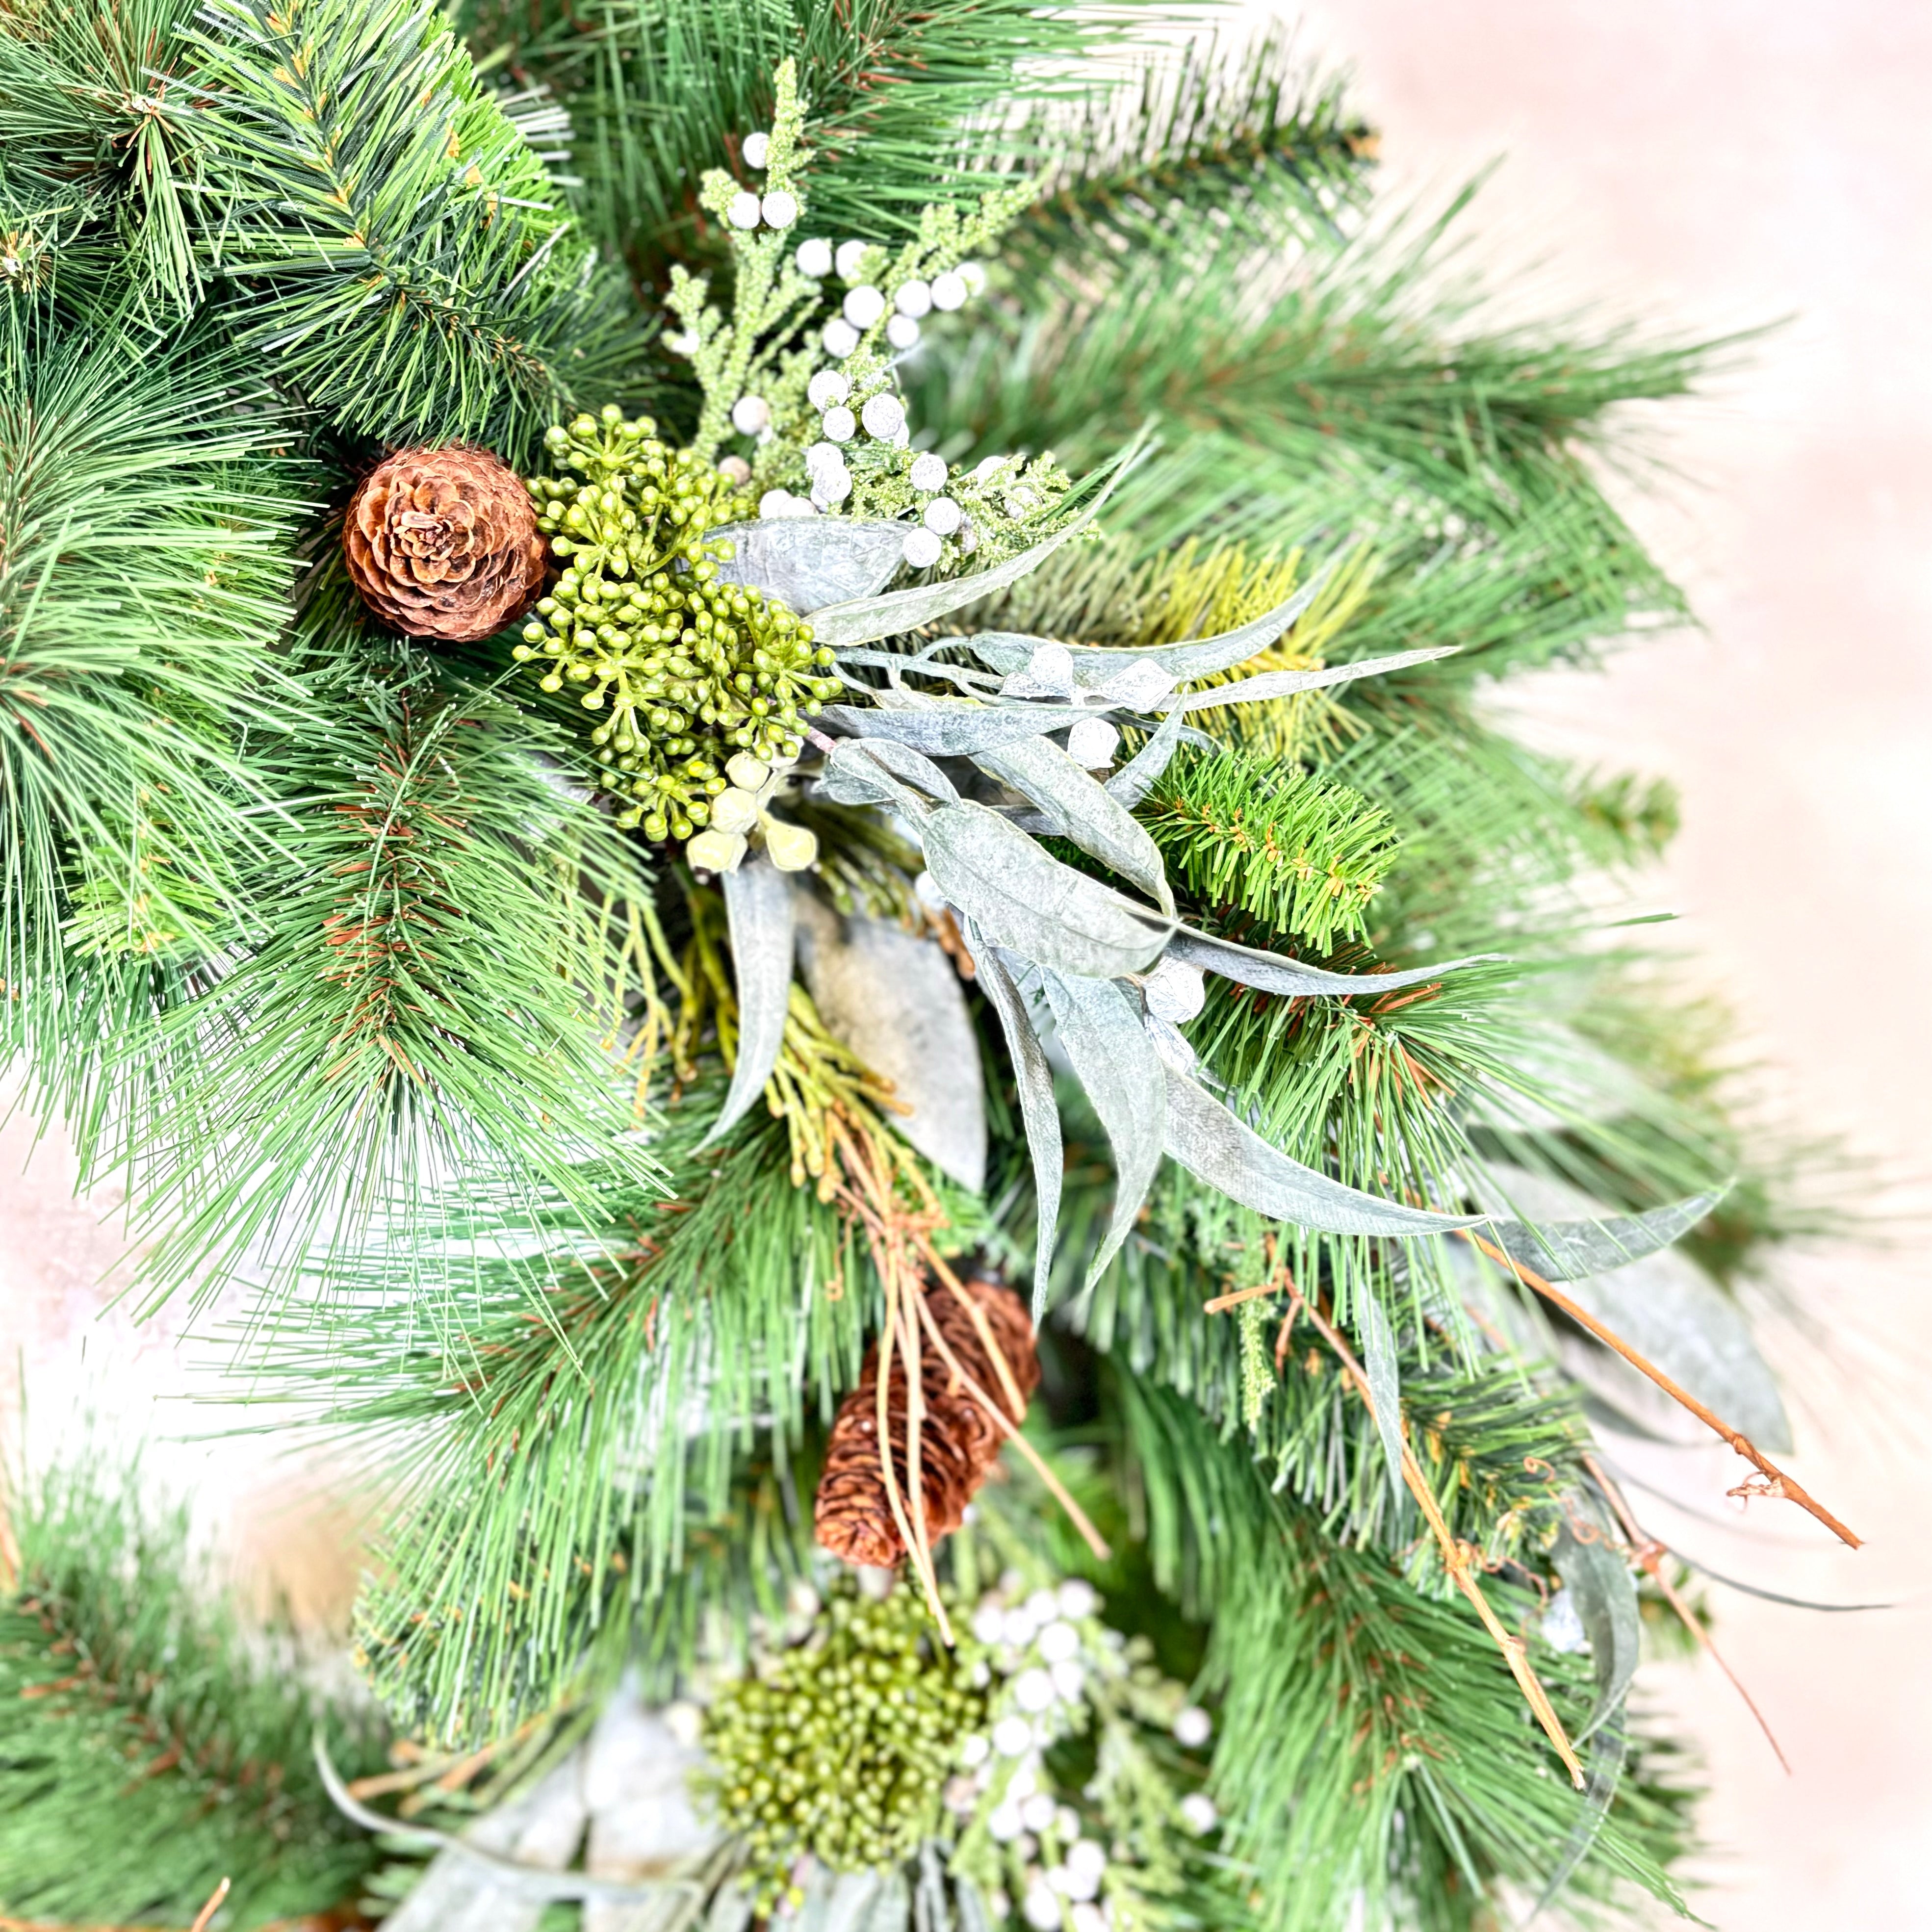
[1163,1068,1482,1236]
[923,803,1172,979]
[976,734,1174,914]
[960,567,1334,683]
[1040,971,1167,1288]
[705,856,796,1146]
[807,493,1109,647]
[793,895,986,1192]
[1528,1727,1628,1923]
[1357,1288,1407,1503]
[1175,645,1459,710]
[821,696,1085,757]
[977,942,1062,1313]
[1166,927,1495,999]
[1552,1515,1641,1746]
[711,518,906,613]
[1484,1191,1726,1283]
[1106,701,1188,810]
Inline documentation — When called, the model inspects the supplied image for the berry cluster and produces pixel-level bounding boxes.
[700,1581,990,1907]
[515,407,842,841]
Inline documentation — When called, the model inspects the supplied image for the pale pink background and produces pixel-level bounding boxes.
[4,3,1930,1923]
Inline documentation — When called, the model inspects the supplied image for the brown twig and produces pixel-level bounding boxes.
[1243,1282,1585,1788]
[189,1885,230,1932]
[1581,1452,1792,1774]
[1460,1230,1861,1549]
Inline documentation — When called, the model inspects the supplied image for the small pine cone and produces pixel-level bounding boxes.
[815,1273,1039,1570]
[343,445,546,643]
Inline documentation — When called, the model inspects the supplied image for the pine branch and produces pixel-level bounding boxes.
[180,0,652,457]
[0,1454,382,1927]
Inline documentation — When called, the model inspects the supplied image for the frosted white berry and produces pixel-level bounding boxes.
[1021,1791,1057,1832]
[760,189,798,229]
[730,395,771,435]
[795,236,833,278]
[717,455,751,486]
[822,317,860,358]
[1180,1793,1218,1834]
[821,405,856,443]
[959,259,988,296]
[909,453,948,491]
[1013,1667,1056,1713]
[971,1603,1006,1646]
[1070,1906,1107,1932]
[960,1731,992,1767]
[1023,1884,1061,1932]
[804,440,845,476]
[929,269,968,310]
[1066,1841,1107,1886]
[1037,1620,1080,1663]
[861,392,906,438]
[812,467,853,505]
[842,283,887,329]
[1056,1580,1099,1618]
[807,369,850,409]
[1065,716,1120,770]
[896,279,933,318]
[742,130,770,168]
[988,1802,1026,1844]
[1049,1657,1084,1702]
[993,1714,1034,1757]
[834,239,870,280]
[923,497,963,535]
[1173,1704,1213,1748]
[886,313,921,350]
[974,454,1007,480]
[727,190,762,230]
[758,489,795,519]
[902,527,943,569]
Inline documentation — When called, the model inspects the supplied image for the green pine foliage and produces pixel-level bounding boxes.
[0,1455,383,1927]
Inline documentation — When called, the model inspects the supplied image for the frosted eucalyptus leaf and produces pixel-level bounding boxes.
[1041,970,1166,1288]
[961,569,1334,684]
[976,734,1174,914]
[1485,1191,1726,1283]
[705,856,796,1146]
[1175,645,1458,710]
[923,802,1172,979]
[793,895,986,1192]
[1163,1068,1481,1235]
[977,941,1062,1312]
[821,696,1083,757]
[711,518,906,612]
[1106,701,1188,810]
[1552,1515,1641,1746]
[1471,1167,1785,1450]
[1166,927,1494,999]
[1357,1288,1406,1502]
[814,738,947,816]
[1530,1726,1628,1920]
[808,493,1109,646]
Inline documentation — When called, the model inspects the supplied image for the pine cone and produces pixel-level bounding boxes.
[343,445,546,643]
[815,1273,1039,1570]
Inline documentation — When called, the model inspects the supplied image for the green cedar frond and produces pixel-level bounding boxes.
[1116,1377,1696,1932]
[180,0,652,457]
[1010,27,1376,266]
[0,1452,383,1927]
[1141,748,1400,953]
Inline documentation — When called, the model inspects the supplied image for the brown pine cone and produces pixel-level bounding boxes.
[815,1273,1039,1570]
[343,445,546,643]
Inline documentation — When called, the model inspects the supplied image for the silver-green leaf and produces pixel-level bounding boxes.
[1552,1514,1642,1746]
[1162,1067,1482,1235]
[1166,927,1495,999]
[1040,971,1167,1288]
[712,518,907,613]
[923,802,1172,979]
[976,734,1174,914]
[815,735,954,811]
[705,856,796,1146]
[977,942,1062,1313]
[821,696,1084,758]
[1175,645,1459,710]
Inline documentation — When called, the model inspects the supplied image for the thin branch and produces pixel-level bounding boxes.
[1462,1230,1861,1549]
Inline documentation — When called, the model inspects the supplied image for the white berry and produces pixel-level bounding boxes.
[834,238,870,280]
[896,279,933,318]
[959,259,988,295]
[902,527,943,569]
[758,489,794,519]
[861,392,906,438]
[886,313,921,349]
[730,395,771,435]
[929,269,968,309]
[795,236,833,278]
[923,496,963,535]
[822,317,860,358]
[807,369,850,409]
[1065,716,1120,770]
[909,452,948,491]
[742,130,770,168]
[727,190,761,230]
[821,405,856,443]
[1173,1704,1213,1748]
[1180,1793,1218,1834]
[842,283,887,329]
[760,189,798,229]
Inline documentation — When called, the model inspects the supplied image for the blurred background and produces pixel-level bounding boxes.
[4,2,1928,1923]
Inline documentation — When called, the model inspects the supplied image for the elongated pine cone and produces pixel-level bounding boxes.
[343,444,546,642]
[815,1273,1040,1570]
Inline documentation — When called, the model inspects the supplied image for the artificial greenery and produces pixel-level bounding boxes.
[0,0,1841,1925]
